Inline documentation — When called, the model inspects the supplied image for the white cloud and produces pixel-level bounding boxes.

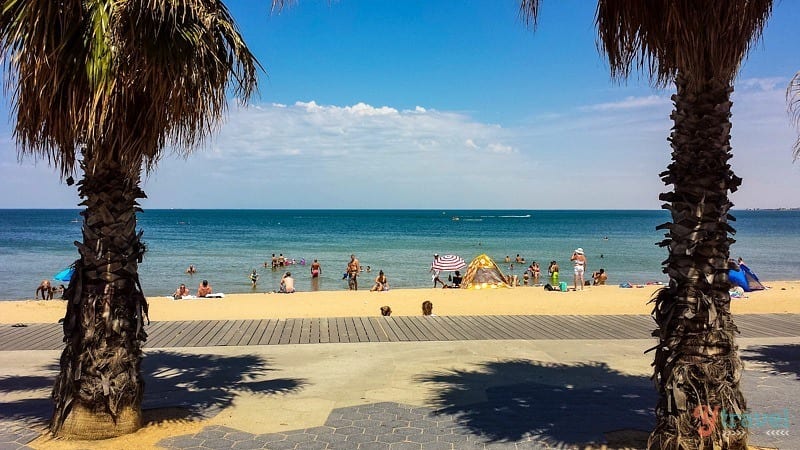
[580,95,670,112]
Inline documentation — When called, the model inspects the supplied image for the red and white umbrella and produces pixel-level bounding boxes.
[431,254,466,271]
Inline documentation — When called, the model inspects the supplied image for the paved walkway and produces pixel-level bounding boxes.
[1,315,798,449]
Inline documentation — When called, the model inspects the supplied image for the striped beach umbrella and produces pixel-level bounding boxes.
[431,254,466,271]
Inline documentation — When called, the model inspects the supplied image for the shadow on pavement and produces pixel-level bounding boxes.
[417,359,655,446]
[741,343,800,380]
[0,350,306,427]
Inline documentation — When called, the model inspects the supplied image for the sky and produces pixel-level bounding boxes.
[1,0,799,209]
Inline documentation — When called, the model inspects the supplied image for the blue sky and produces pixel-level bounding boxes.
[1,0,798,209]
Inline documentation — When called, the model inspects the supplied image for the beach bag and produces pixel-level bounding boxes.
[559,282,568,292]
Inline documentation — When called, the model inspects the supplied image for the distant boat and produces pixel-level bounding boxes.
[70,218,79,223]
[451,216,460,221]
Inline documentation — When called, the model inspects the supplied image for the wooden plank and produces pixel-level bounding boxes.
[243,320,267,346]
[462,315,504,340]
[359,317,380,342]
[306,318,318,344]
[255,320,277,345]
[507,315,553,339]
[413,316,449,341]
[327,318,340,343]
[395,316,426,341]
[571,315,622,339]
[218,320,247,346]
[343,317,360,343]
[526,316,570,340]
[149,321,189,348]
[319,318,330,343]
[349,317,369,343]
[437,316,472,341]
[494,315,536,340]
[278,319,295,345]
[289,319,304,344]
[425,317,459,341]
[232,320,260,346]
[171,320,210,347]
[384,317,409,341]
[204,320,236,347]
[370,317,397,342]
[192,321,229,347]
[22,325,62,350]
[335,318,350,343]
[267,320,286,345]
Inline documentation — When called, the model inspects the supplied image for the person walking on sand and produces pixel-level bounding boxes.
[571,248,587,291]
[35,279,53,300]
[430,254,447,288]
[347,254,360,290]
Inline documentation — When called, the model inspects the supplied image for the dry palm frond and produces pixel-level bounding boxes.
[788,71,800,159]
[0,0,261,179]
[596,0,773,89]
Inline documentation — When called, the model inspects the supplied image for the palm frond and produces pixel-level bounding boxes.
[518,0,540,30]
[596,0,773,89]
[788,71,800,159]
[0,0,261,178]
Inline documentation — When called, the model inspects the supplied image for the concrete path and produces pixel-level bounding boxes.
[1,325,797,449]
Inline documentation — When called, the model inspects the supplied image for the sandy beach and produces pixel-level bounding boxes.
[3,281,799,325]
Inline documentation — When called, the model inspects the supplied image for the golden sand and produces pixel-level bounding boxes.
[2,281,798,325]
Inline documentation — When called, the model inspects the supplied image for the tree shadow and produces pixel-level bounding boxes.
[416,359,655,447]
[0,350,306,428]
[741,344,800,380]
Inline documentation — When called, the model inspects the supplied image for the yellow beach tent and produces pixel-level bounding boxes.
[461,254,510,289]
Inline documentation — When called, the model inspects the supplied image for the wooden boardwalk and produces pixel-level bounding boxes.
[1,314,799,351]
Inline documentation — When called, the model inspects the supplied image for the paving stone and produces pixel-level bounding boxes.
[303,426,334,436]
[393,427,422,436]
[231,440,265,450]
[201,438,235,448]
[345,433,378,444]
[196,430,228,440]
[283,433,315,444]
[298,442,327,450]
[383,420,410,429]
[408,420,438,430]
[340,411,370,421]
[333,426,365,436]
[369,413,399,422]
[224,431,255,441]
[351,419,382,428]
[315,432,348,443]
[258,433,289,443]
[262,441,296,450]
[377,433,407,444]
[437,434,468,444]
[419,442,454,450]
[513,441,547,450]
[324,418,353,428]
[389,442,422,450]
[407,432,437,444]
[358,442,391,450]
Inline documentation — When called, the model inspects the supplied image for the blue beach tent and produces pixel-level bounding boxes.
[54,267,75,283]
[729,264,765,292]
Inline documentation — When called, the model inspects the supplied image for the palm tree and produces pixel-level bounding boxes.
[522,1,774,448]
[0,0,258,439]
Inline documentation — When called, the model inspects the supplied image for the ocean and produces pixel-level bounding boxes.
[1,209,798,300]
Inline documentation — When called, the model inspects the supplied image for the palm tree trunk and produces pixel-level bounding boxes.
[51,157,149,439]
[648,75,747,449]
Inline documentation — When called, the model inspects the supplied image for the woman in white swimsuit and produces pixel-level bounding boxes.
[570,248,587,291]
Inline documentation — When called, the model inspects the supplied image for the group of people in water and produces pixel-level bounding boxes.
[173,249,609,298]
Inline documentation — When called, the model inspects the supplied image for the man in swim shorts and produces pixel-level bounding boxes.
[347,254,360,290]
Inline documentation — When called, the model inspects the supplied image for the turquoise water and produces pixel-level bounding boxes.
[1,209,798,299]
